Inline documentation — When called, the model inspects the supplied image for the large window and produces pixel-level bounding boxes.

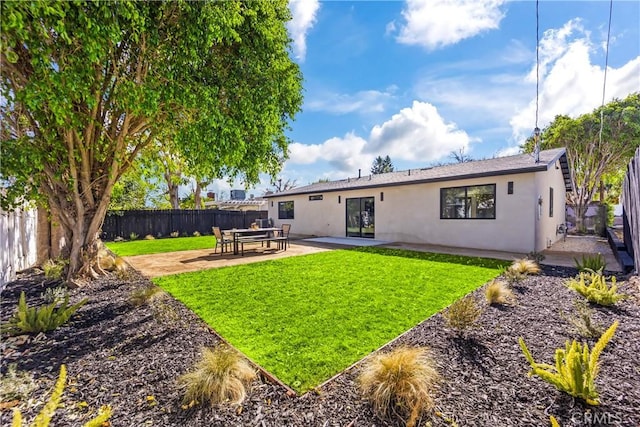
[440,184,496,219]
[278,201,294,219]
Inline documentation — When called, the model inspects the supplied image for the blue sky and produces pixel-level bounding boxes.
[210,0,640,198]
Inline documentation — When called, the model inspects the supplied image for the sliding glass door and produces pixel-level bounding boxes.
[346,197,375,238]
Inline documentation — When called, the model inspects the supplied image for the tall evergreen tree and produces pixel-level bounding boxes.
[371,155,395,174]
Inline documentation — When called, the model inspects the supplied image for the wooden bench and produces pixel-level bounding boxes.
[239,234,286,255]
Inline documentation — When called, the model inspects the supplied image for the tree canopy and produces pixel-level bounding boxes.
[371,155,394,174]
[521,93,639,229]
[1,1,303,280]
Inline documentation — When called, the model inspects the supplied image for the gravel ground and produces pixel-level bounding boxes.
[1,265,639,427]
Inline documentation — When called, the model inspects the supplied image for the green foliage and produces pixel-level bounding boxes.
[170,231,180,238]
[179,346,256,406]
[1,292,87,336]
[155,247,504,392]
[443,295,483,334]
[561,300,605,339]
[358,347,439,427]
[129,232,139,241]
[0,364,35,402]
[1,0,303,278]
[42,258,67,280]
[485,280,515,305]
[371,155,395,174]
[574,254,607,272]
[519,320,619,405]
[10,364,111,427]
[565,269,627,306]
[40,286,68,305]
[550,415,561,427]
[521,93,640,229]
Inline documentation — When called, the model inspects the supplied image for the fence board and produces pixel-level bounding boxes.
[1,207,37,288]
[101,209,267,241]
[622,147,639,274]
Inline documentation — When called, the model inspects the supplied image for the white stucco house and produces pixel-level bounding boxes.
[264,148,572,253]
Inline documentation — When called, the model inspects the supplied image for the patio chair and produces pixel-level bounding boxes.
[275,223,291,250]
[212,226,232,255]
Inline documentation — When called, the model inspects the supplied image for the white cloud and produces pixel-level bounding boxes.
[306,87,397,114]
[368,101,471,162]
[288,132,372,173]
[287,101,472,175]
[395,0,506,50]
[510,19,640,144]
[287,0,320,61]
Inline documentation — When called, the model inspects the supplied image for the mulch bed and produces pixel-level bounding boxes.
[1,264,639,426]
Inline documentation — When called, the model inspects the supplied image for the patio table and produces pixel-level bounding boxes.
[224,227,282,255]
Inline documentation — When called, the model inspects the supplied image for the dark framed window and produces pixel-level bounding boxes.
[507,181,514,194]
[309,195,323,201]
[440,184,496,219]
[549,187,554,217]
[278,201,294,219]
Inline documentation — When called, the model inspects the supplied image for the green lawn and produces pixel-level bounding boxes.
[154,247,508,393]
[105,235,216,256]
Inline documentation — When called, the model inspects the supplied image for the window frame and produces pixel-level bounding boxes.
[549,187,554,217]
[308,195,323,201]
[440,184,496,220]
[278,200,294,219]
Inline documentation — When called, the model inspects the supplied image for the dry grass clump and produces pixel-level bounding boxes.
[179,346,256,406]
[509,258,541,275]
[128,285,165,307]
[442,295,483,334]
[485,279,515,305]
[358,346,439,427]
[144,234,155,240]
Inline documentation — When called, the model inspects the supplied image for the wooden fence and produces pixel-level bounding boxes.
[622,147,639,274]
[101,209,267,242]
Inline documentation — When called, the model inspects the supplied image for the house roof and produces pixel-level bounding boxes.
[265,148,571,198]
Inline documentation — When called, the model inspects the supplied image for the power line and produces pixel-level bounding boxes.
[599,0,614,147]
[534,0,541,163]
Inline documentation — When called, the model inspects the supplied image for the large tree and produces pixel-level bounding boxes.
[1,1,303,281]
[371,155,394,174]
[522,93,640,230]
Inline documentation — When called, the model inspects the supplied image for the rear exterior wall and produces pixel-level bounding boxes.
[267,170,565,253]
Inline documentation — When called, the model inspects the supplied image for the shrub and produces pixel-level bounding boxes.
[443,295,483,334]
[129,285,164,307]
[98,247,116,271]
[519,320,618,405]
[550,415,560,427]
[485,280,515,305]
[179,346,256,406]
[509,258,541,275]
[502,267,526,284]
[129,232,139,241]
[144,234,155,240]
[358,346,439,427]
[561,300,605,338]
[40,286,68,305]
[193,231,201,237]
[565,269,627,306]
[527,251,546,264]
[170,231,179,238]
[0,364,35,402]
[11,364,111,427]
[113,236,125,242]
[42,258,67,280]
[1,292,87,336]
[574,253,607,272]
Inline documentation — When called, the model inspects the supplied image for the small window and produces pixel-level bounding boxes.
[278,201,294,219]
[338,195,341,204]
[440,184,496,219]
[380,191,384,201]
[507,181,514,194]
[549,187,554,217]
[309,195,323,201]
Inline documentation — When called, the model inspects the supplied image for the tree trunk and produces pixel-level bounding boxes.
[168,181,180,209]
[574,203,588,233]
[194,182,202,209]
